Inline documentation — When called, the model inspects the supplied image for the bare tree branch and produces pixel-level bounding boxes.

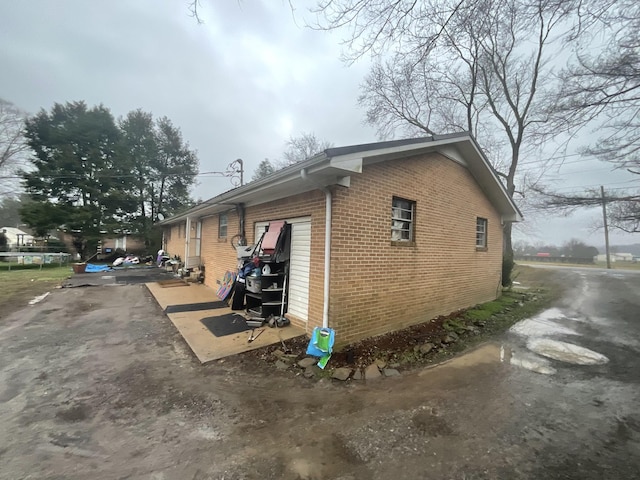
[0,99,29,198]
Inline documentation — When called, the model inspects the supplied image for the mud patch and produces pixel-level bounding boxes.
[345,406,455,462]
[56,404,89,422]
[412,410,454,436]
[527,339,609,365]
[435,343,501,369]
[49,431,90,448]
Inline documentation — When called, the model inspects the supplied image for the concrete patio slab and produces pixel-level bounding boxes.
[146,281,305,363]
[146,281,216,311]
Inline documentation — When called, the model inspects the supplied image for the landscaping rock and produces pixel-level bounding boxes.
[275,360,289,370]
[389,362,400,368]
[374,359,387,369]
[383,368,400,377]
[332,367,353,381]
[278,354,298,365]
[419,342,435,354]
[365,363,382,380]
[297,357,317,369]
[441,334,457,344]
[272,349,285,358]
[352,369,363,380]
[304,365,321,378]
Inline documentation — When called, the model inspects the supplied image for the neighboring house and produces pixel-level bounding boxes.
[100,234,146,255]
[613,253,634,262]
[595,253,634,263]
[0,227,34,249]
[159,133,522,344]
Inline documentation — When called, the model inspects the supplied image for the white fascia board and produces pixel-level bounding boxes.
[458,140,523,222]
[161,158,355,224]
[329,156,363,173]
[436,145,468,167]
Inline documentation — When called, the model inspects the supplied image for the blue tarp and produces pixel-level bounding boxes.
[84,263,112,273]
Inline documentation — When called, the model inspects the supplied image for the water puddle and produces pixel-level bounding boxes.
[425,343,556,375]
[527,339,609,365]
[501,346,557,375]
[510,307,580,337]
[441,343,502,368]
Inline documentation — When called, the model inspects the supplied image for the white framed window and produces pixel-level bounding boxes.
[219,213,228,238]
[476,217,488,249]
[391,197,415,243]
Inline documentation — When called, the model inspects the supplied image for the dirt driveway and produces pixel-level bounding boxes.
[1,268,639,479]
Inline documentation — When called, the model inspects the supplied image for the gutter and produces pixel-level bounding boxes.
[300,168,331,329]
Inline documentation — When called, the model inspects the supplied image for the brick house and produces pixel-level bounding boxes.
[159,133,521,344]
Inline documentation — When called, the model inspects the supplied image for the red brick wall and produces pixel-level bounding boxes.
[164,222,186,260]
[329,152,504,344]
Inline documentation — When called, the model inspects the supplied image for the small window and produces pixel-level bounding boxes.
[391,197,415,242]
[476,217,488,249]
[219,213,228,238]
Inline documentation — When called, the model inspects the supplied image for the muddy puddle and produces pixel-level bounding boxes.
[420,343,557,376]
[508,306,610,370]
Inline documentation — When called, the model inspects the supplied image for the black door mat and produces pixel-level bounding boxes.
[164,301,228,314]
[201,314,251,337]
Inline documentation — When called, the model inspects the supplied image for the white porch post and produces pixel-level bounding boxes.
[184,217,191,265]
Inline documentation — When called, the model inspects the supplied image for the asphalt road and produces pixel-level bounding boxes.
[0,266,638,479]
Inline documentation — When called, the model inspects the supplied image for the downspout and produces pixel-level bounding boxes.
[300,168,331,329]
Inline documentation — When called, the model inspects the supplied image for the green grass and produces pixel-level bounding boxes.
[0,265,71,318]
[464,294,516,321]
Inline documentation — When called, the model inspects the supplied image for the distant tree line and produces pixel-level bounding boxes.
[514,239,599,259]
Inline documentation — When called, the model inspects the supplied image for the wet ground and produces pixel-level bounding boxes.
[0,266,639,479]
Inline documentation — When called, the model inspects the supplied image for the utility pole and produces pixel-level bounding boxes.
[227,159,244,186]
[601,185,611,269]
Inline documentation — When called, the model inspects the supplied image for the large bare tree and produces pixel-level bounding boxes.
[534,1,640,237]
[282,132,333,166]
[314,0,577,283]
[0,99,29,198]
[553,0,640,167]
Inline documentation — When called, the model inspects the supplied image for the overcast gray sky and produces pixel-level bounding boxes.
[1,1,637,249]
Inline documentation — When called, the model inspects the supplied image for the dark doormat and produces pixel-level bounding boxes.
[164,301,228,314]
[201,314,250,337]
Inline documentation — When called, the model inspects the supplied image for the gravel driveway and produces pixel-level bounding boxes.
[0,267,639,479]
